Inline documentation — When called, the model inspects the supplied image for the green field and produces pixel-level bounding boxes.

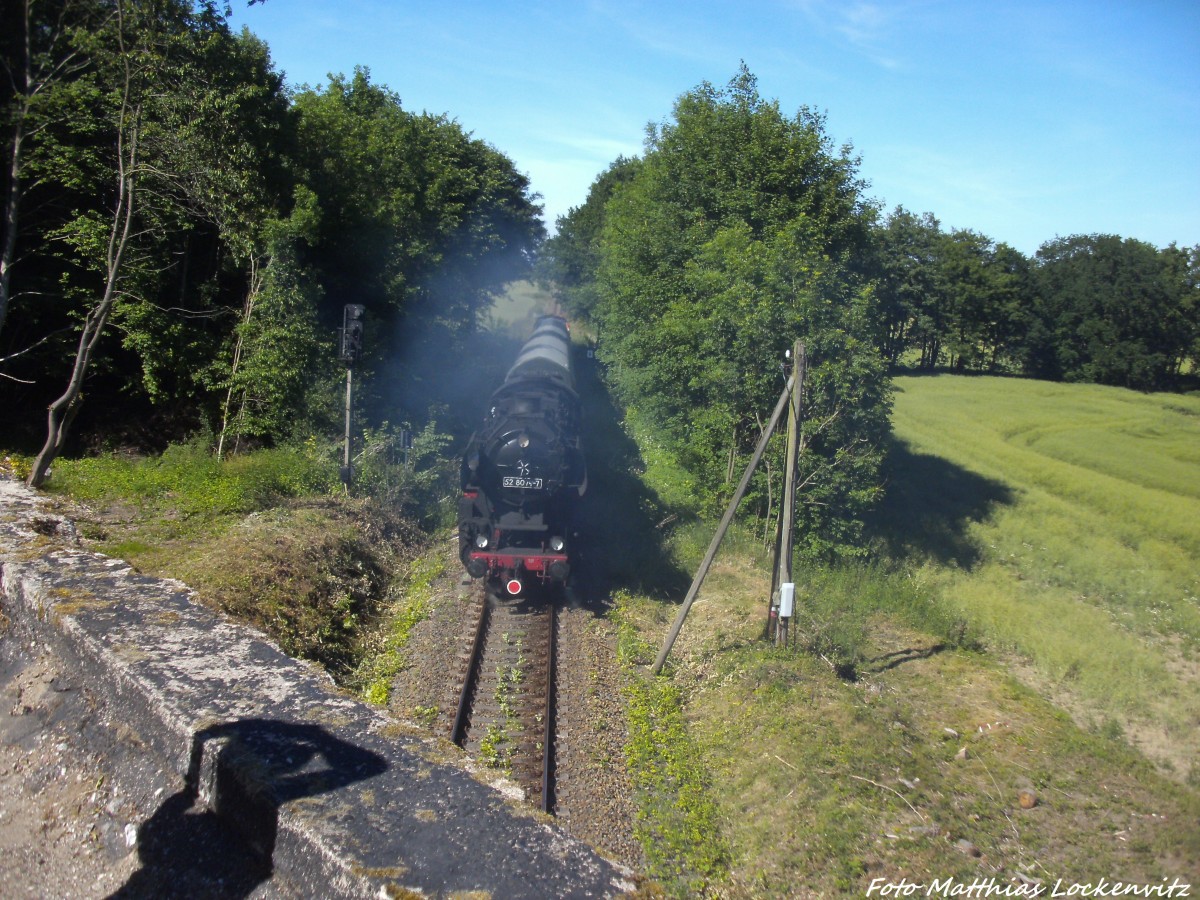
[485,279,559,332]
[885,375,1200,777]
[615,373,1200,896]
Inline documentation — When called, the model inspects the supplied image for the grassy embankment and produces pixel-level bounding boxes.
[5,435,449,691]
[8,301,1198,897]
[611,375,1200,897]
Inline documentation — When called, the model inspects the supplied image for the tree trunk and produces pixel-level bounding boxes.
[3,0,89,342]
[0,121,22,340]
[0,0,31,341]
[27,93,139,488]
[216,255,264,461]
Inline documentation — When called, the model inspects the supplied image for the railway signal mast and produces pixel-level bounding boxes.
[338,304,365,487]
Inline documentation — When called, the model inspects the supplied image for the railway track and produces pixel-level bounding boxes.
[450,586,558,813]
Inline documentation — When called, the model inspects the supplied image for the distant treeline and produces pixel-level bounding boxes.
[870,215,1198,391]
[544,163,1199,397]
[1,0,543,482]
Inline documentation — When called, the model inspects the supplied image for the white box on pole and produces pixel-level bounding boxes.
[779,583,795,618]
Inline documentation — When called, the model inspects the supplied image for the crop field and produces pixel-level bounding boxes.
[616,373,1200,895]
[883,375,1200,777]
[486,279,558,333]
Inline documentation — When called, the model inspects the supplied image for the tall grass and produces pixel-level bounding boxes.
[47,436,339,517]
[888,376,1200,773]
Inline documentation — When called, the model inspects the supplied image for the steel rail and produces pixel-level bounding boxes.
[451,587,491,747]
[540,599,558,814]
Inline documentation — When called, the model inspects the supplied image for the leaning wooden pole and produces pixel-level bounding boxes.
[652,373,796,675]
[774,341,806,646]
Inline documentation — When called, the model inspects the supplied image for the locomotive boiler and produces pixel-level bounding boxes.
[458,315,586,595]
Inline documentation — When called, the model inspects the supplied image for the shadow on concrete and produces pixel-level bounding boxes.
[105,789,270,899]
[108,719,387,899]
[864,437,1016,569]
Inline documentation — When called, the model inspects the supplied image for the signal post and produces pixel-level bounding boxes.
[339,304,365,487]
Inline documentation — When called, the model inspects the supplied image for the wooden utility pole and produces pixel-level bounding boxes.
[652,371,796,675]
[773,341,806,646]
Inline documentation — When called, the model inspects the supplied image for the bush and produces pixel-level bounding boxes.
[352,422,455,527]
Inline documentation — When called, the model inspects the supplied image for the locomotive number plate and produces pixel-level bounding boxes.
[503,476,543,489]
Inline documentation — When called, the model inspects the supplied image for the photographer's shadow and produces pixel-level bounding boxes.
[108,719,388,898]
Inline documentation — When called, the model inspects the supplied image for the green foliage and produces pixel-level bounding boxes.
[1028,235,1198,389]
[289,68,544,332]
[217,230,331,449]
[49,436,338,516]
[535,156,641,322]
[350,551,442,705]
[2,0,294,456]
[352,422,455,527]
[869,211,1199,390]
[869,208,1035,373]
[3,16,545,460]
[90,1,291,406]
[594,67,890,560]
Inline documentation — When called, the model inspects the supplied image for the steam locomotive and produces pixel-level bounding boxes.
[458,315,586,596]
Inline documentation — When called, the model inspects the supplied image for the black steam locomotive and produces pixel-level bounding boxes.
[458,315,586,596]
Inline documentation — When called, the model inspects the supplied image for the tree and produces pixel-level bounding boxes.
[869,210,1033,373]
[1,0,95,342]
[869,208,944,366]
[288,69,544,423]
[1155,242,1199,382]
[217,221,326,453]
[596,66,890,558]
[118,19,291,414]
[536,155,641,323]
[1029,234,1193,390]
[25,0,290,485]
[938,229,1029,372]
[290,70,543,332]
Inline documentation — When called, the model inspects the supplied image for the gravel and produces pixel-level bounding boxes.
[385,548,644,871]
[0,636,140,899]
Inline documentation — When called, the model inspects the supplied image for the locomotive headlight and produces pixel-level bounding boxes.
[475,534,490,549]
[549,536,565,552]
[518,432,530,449]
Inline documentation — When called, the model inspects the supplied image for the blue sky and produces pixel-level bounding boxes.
[227,0,1199,256]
